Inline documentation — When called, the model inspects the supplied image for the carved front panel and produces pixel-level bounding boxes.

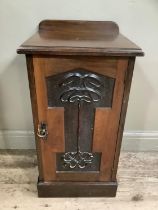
[46,69,115,172]
[46,69,114,108]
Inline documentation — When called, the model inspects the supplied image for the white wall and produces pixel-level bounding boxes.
[0,0,158,150]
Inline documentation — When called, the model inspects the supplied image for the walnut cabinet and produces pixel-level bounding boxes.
[17,20,144,197]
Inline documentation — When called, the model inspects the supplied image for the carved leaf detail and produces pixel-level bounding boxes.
[59,74,103,103]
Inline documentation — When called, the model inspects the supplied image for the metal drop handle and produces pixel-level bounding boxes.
[37,122,48,139]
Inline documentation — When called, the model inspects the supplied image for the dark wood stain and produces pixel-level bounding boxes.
[26,55,44,180]
[92,59,128,181]
[64,104,78,152]
[17,20,144,197]
[39,20,119,40]
[46,68,115,172]
[78,103,95,152]
[46,68,115,108]
[37,180,117,197]
[17,20,144,56]
[36,56,118,78]
[111,57,136,181]
[56,152,101,172]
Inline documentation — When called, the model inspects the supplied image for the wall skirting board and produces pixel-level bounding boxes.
[0,130,158,151]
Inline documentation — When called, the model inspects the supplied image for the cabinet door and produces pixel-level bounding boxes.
[32,55,128,182]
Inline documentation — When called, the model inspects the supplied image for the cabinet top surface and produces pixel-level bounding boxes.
[17,20,144,56]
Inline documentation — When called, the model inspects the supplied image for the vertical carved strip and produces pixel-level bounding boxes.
[78,102,95,152]
[64,104,78,152]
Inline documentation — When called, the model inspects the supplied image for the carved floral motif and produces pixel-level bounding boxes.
[59,73,103,103]
[63,151,94,169]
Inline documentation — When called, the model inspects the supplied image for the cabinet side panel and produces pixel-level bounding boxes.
[111,57,135,181]
[26,55,44,180]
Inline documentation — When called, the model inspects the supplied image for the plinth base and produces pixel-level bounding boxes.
[37,180,117,197]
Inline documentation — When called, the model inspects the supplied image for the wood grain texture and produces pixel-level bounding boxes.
[93,59,128,181]
[35,56,117,78]
[25,55,44,180]
[78,103,95,152]
[17,20,144,56]
[46,108,65,153]
[37,181,117,197]
[31,56,128,183]
[32,56,119,182]
[19,20,144,197]
[39,20,119,39]
[45,67,115,107]
[33,56,65,181]
[55,171,100,182]
[64,104,78,152]
[45,67,115,154]
[111,57,136,181]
